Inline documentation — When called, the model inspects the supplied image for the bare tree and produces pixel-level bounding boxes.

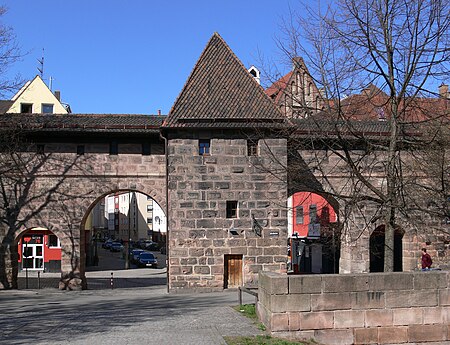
[0,120,89,289]
[0,6,23,98]
[269,0,450,271]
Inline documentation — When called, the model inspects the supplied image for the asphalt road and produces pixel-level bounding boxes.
[18,246,168,290]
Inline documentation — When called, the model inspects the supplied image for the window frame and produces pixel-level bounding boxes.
[247,139,258,156]
[109,141,118,155]
[309,204,318,224]
[20,103,33,113]
[36,144,45,154]
[48,234,60,248]
[295,205,304,225]
[42,103,54,114]
[199,139,211,156]
[226,200,238,218]
[77,145,85,155]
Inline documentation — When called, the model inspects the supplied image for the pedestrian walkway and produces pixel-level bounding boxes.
[0,285,261,345]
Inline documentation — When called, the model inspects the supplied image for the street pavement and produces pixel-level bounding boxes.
[0,287,261,345]
[5,246,262,345]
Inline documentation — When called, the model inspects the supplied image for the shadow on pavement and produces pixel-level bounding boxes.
[0,287,259,345]
[18,276,167,290]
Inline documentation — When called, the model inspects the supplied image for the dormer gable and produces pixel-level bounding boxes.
[6,75,69,114]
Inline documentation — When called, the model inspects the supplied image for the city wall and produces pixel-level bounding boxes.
[258,271,450,344]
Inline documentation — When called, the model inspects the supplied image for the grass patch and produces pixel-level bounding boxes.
[234,304,258,320]
[224,335,313,345]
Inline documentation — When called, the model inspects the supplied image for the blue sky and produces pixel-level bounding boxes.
[2,1,294,114]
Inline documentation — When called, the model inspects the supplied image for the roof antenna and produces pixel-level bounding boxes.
[37,48,44,79]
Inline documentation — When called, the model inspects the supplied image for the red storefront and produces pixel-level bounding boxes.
[288,192,339,274]
[18,229,61,272]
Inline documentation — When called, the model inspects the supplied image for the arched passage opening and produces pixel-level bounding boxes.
[287,191,340,274]
[14,227,62,289]
[370,225,404,272]
[18,228,62,272]
[81,189,167,289]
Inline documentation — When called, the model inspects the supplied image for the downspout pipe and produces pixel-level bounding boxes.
[160,129,170,293]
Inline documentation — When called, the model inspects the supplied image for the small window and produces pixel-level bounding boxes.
[199,139,210,155]
[20,103,33,113]
[147,217,153,224]
[110,141,118,155]
[36,144,45,154]
[42,104,54,114]
[247,140,258,156]
[295,206,304,225]
[151,143,165,155]
[309,204,318,224]
[48,235,60,248]
[77,145,85,155]
[147,204,153,212]
[142,143,151,156]
[226,201,238,218]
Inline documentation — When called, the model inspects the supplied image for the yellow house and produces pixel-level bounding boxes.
[0,75,70,114]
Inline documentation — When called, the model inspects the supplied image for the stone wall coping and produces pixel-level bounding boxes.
[260,270,450,296]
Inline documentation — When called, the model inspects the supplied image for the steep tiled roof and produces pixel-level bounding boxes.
[265,71,293,104]
[0,114,165,133]
[321,85,449,123]
[291,118,426,141]
[0,100,13,113]
[164,33,285,128]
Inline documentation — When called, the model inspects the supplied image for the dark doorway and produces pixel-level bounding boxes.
[224,254,242,288]
[370,225,403,272]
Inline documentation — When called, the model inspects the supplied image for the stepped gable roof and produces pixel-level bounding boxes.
[164,33,285,129]
[0,100,13,113]
[265,71,293,104]
[0,114,165,134]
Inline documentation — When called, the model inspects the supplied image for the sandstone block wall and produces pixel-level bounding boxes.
[0,142,166,290]
[258,271,450,345]
[167,137,288,291]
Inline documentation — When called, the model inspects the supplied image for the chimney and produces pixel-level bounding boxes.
[248,66,260,85]
[54,90,61,101]
[158,109,161,115]
[438,83,449,98]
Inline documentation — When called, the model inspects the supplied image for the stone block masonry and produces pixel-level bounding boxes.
[167,137,288,291]
[258,271,450,345]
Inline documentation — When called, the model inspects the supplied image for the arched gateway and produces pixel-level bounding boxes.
[0,114,166,289]
[2,33,446,291]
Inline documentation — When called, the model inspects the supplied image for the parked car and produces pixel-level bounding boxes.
[102,239,113,249]
[145,242,161,251]
[141,240,154,249]
[131,249,145,264]
[160,244,167,254]
[137,252,158,268]
[110,242,124,252]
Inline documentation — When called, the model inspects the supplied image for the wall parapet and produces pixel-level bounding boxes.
[258,271,450,345]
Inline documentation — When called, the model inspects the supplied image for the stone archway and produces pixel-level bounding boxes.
[286,191,340,274]
[78,186,167,289]
[370,225,404,272]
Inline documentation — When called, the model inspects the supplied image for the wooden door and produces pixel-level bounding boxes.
[224,254,242,288]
